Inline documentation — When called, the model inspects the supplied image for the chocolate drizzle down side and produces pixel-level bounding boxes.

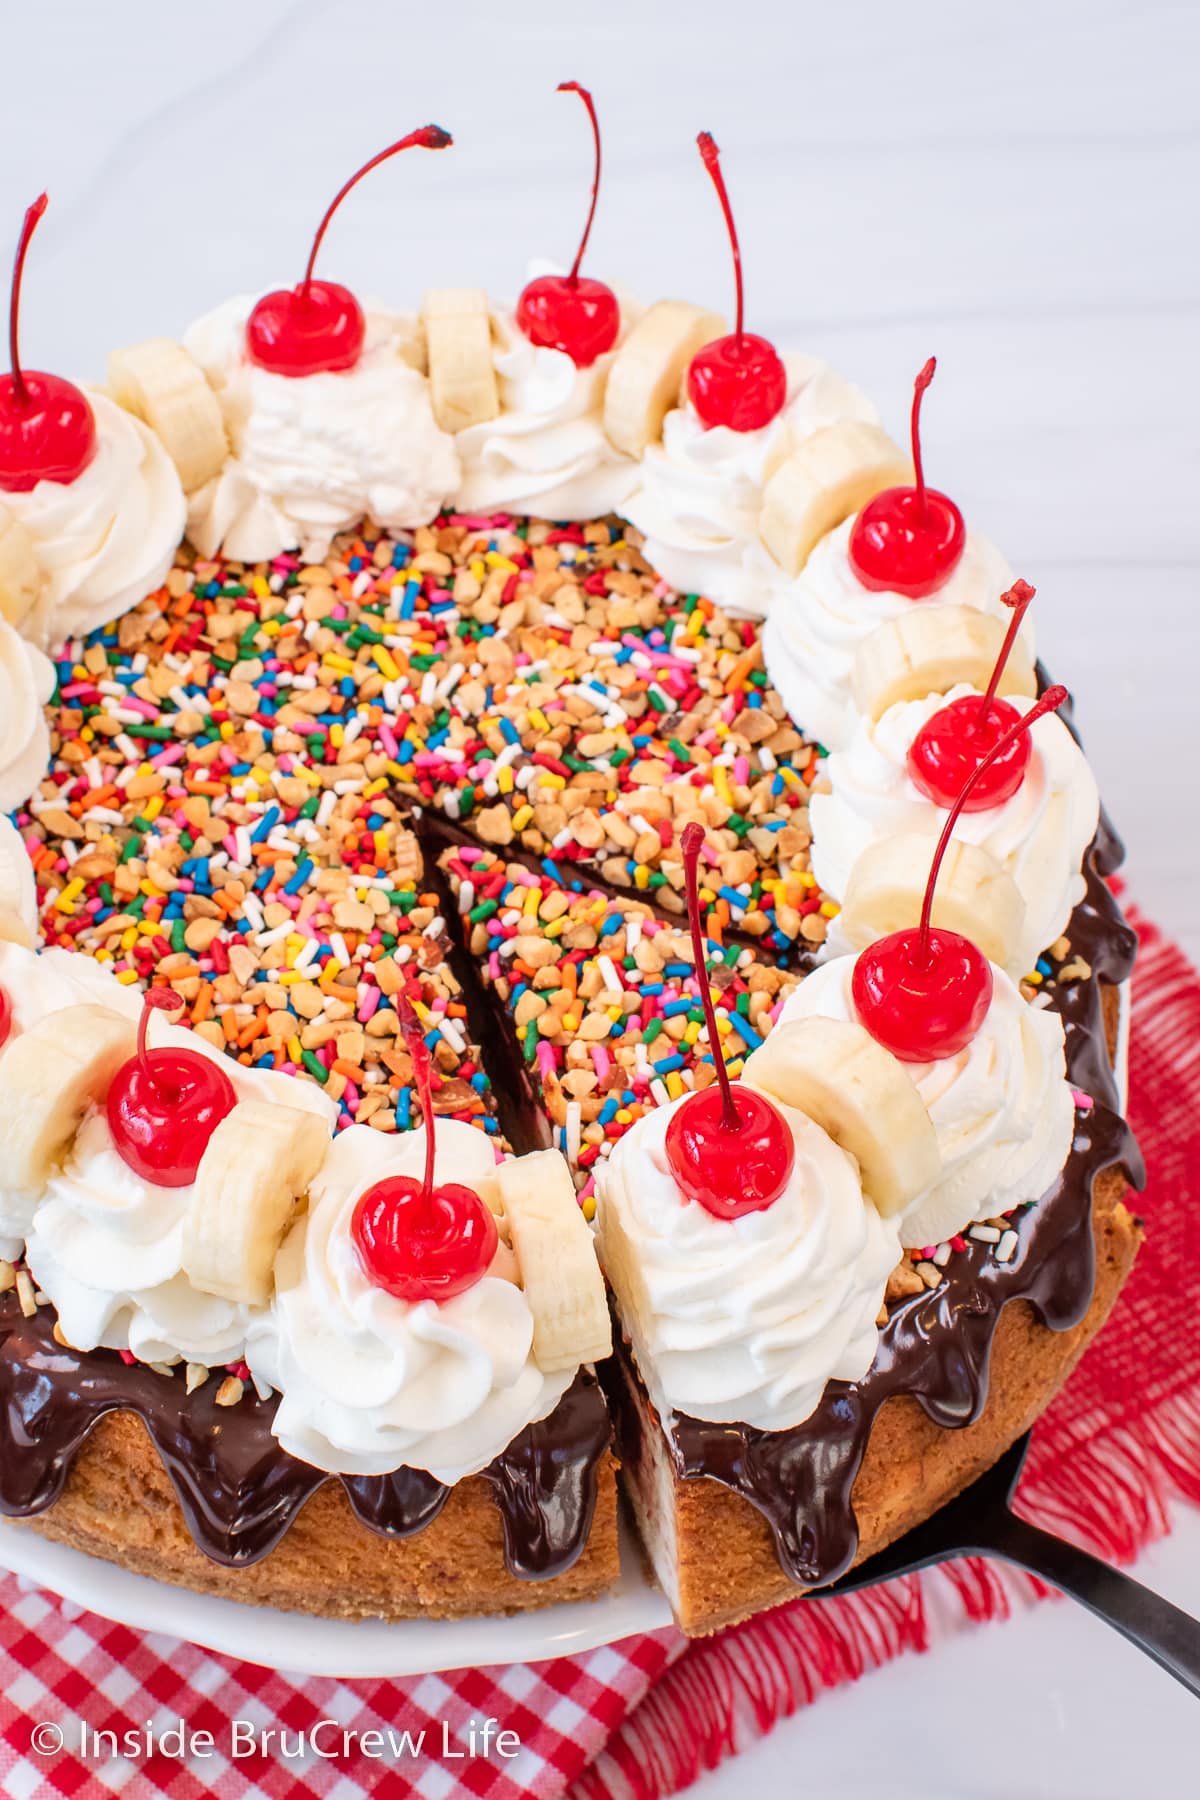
[0,1311,609,1581]
[659,814,1145,1589]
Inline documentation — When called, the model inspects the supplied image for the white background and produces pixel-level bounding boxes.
[2,0,1197,1791]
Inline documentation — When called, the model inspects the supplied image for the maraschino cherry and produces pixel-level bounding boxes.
[107,988,237,1187]
[0,195,96,493]
[686,132,786,434]
[246,125,452,377]
[352,994,498,1303]
[0,987,12,1051]
[664,823,794,1218]
[516,83,620,368]
[851,684,1069,1063]
[848,357,965,598]
[908,579,1038,811]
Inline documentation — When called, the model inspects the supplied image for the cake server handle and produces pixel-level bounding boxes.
[980,1505,1200,1699]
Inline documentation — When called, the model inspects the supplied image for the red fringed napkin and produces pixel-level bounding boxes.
[1,905,1194,1800]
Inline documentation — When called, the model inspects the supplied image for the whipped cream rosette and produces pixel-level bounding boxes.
[184,295,459,563]
[762,516,1026,750]
[3,392,184,651]
[624,354,879,620]
[778,954,1076,1251]
[812,682,1100,975]
[23,1014,335,1364]
[245,1122,577,1481]
[597,1093,902,1431]
[452,286,642,520]
[0,616,54,814]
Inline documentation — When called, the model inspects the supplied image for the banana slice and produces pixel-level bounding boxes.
[852,605,1038,721]
[107,338,228,493]
[835,834,1025,971]
[0,507,42,633]
[495,1148,611,1372]
[182,1099,332,1306]
[0,816,37,947]
[743,1017,940,1218]
[602,298,726,457]
[0,1005,135,1190]
[759,422,912,578]
[422,289,500,434]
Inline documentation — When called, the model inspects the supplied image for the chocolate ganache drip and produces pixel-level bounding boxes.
[655,808,1145,1589]
[0,1305,609,1580]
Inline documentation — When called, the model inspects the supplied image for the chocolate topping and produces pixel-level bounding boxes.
[0,1309,609,1580]
[660,1100,1136,1587]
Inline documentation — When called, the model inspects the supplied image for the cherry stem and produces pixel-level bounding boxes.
[558,82,603,286]
[978,579,1036,727]
[917,685,1069,958]
[398,992,437,1218]
[910,356,936,528]
[300,125,452,295]
[139,988,183,1102]
[9,194,48,409]
[697,132,745,346]
[680,822,740,1133]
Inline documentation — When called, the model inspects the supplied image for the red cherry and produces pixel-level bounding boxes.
[852,685,1069,1062]
[516,83,620,368]
[848,357,965,598]
[0,985,12,1050]
[352,994,497,1303]
[686,133,786,434]
[907,580,1038,810]
[663,822,794,1217]
[0,195,96,493]
[246,125,452,378]
[106,988,236,1187]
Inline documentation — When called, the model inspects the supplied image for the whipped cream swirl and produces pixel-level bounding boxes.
[24,1023,335,1363]
[5,392,185,651]
[779,956,1076,1250]
[595,1094,900,1432]
[0,617,54,814]
[625,354,878,621]
[761,515,1024,750]
[455,303,639,520]
[245,1121,573,1482]
[184,296,459,563]
[812,684,1100,974]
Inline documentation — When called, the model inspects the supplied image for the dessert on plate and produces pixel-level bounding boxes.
[0,92,1142,1635]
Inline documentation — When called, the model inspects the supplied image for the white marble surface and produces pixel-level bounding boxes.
[2,0,1196,1790]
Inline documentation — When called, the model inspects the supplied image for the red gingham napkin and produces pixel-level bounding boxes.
[2,903,1197,1800]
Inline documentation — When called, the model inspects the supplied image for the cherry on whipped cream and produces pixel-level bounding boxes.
[908,579,1038,811]
[246,126,452,378]
[848,356,965,598]
[352,992,498,1303]
[516,83,620,369]
[852,684,1069,1062]
[686,132,786,434]
[664,822,794,1217]
[107,988,237,1187]
[0,195,96,493]
[0,986,12,1050]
